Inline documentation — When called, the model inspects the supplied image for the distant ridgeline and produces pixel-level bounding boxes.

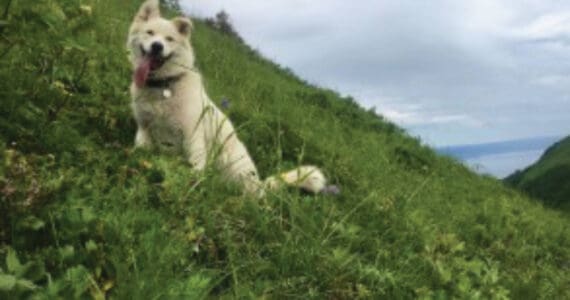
[505,136,570,210]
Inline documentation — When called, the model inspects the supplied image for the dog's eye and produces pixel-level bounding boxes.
[146,30,154,36]
[166,36,175,42]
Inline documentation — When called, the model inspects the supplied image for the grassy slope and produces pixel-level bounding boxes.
[506,136,570,210]
[1,0,569,298]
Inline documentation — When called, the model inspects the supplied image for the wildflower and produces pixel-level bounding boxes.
[322,185,341,196]
[221,98,231,110]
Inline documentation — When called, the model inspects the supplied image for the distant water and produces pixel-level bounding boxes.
[463,150,544,179]
[437,136,562,179]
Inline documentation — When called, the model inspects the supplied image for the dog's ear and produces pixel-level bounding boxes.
[173,17,193,36]
[135,0,160,22]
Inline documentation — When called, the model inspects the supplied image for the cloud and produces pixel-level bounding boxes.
[181,0,570,146]
[512,12,570,45]
[378,107,485,128]
[534,74,570,87]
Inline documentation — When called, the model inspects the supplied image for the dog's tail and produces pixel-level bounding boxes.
[263,166,327,194]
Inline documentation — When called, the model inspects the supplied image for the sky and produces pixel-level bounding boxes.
[180,0,570,147]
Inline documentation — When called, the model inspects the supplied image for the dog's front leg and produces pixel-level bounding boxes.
[184,130,207,171]
[135,127,152,148]
[133,104,153,149]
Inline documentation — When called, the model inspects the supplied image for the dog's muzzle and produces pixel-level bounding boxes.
[139,45,173,71]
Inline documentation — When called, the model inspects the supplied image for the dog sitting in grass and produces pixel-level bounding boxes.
[126,0,327,196]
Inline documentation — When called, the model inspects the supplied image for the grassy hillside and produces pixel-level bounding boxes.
[506,136,570,210]
[1,0,569,298]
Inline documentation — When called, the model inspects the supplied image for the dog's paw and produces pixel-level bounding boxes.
[321,185,341,196]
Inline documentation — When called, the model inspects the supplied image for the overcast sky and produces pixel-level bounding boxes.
[181,0,570,146]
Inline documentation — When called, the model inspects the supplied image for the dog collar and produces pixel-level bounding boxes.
[145,73,186,89]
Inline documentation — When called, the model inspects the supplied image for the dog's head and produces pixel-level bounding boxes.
[127,0,194,87]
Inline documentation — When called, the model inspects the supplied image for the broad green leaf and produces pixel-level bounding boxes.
[15,278,37,291]
[6,249,22,274]
[37,1,67,27]
[19,216,46,231]
[81,207,96,223]
[48,2,67,20]
[59,245,75,260]
[18,262,46,282]
[66,266,91,298]
[85,240,98,252]
[451,241,465,253]
[457,275,471,294]
[435,261,452,284]
[0,274,16,291]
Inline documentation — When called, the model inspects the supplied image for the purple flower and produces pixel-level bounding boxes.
[221,98,231,109]
[322,185,341,196]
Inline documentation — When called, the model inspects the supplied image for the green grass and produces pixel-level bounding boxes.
[506,136,570,211]
[1,0,569,298]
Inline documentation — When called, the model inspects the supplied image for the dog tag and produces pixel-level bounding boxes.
[163,89,172,98]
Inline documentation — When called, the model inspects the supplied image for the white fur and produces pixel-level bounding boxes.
[127,0,327,196]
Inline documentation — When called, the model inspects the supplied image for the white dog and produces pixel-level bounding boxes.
[127,0,327,196]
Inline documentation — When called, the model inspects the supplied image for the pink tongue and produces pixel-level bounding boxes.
[134,57,152,88]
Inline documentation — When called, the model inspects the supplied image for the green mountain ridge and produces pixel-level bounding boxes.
[506,136,570,210]
[1,0,569,298]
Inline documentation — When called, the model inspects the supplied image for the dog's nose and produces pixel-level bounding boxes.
[150,42,163,56]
